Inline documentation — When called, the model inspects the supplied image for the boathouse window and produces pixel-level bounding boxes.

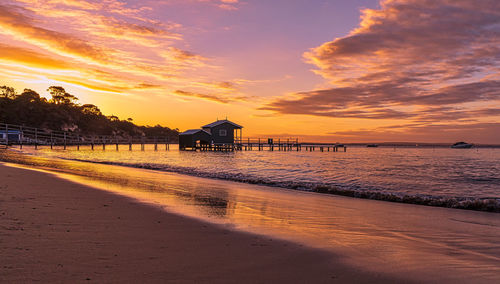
[219,129,227,136]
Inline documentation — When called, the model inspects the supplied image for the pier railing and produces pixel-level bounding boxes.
[1,122,346,153]
[0,122,172,150]
[235,137,299,145]
[231,137,345,152]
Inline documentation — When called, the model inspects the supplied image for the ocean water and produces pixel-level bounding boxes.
[7,144,500,211]
[2,149,500,282]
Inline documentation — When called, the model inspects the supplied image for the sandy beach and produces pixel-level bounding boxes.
[0,163,398,283]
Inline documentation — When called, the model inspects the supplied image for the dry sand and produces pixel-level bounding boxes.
[0,164,396,283]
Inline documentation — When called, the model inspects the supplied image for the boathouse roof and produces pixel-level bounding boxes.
[179,129,211,135]
[201,119,243,129]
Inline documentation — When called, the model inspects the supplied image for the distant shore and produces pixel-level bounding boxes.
[300,142,500,148]
[0,163,395,283]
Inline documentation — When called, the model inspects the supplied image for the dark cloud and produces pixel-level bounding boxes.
[136,83,163,89]
[263,0,500,123]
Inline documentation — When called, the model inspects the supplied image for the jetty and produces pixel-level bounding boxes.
[1,121,346,152]
[0,122,171,151]
[179,119,346,152]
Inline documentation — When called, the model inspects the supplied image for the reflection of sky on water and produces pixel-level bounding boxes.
[1,150,500,282]
[13,144,500,200]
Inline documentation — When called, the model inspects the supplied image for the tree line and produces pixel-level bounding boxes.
[0,85,179,141]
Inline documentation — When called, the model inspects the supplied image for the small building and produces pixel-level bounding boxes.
[178,129,212,150]
[201,119,243,145]
[0,130,23,144]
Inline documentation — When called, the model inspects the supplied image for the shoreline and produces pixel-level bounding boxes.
[1,153,500,283]
[83,158,500,212]
[0,163,394,283]
[4,147,499,212]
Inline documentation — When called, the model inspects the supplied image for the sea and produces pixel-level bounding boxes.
[1,145,500,281]
[3,144,499,211]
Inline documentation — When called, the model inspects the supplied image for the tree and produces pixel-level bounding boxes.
[18,89,41,103]
[0,84,179,140]
[48,86,78,105]
[108,115,119,122]
[0,86,16,99]
[81,104,102,116]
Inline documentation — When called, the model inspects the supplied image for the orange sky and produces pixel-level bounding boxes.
[1,0,499,143]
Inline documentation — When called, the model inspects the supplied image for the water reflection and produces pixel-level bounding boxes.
[14,144,500,200]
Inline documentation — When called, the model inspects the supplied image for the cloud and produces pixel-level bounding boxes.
[88,17,182,45]
[192,0,240,10]
[217,4,238,11]
[0,5,108,63]
[263,0,500,124]
[0,43,70,69]
[174,90,246,104]
[0,1,231,100]
[18,0,152,16]
[136,83,163,89]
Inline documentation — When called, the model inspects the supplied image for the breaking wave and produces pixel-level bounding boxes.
[59,158,500,213]
[3,147,499,213]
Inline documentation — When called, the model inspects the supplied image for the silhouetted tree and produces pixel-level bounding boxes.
[0,86,16,99]
[48,86,78,105]
[18,89,42,102]
[108,115,119,122]
[0,84,179,141]
[81,104,102,116]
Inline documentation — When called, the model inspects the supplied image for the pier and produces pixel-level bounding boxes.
[0,122,171,151]
[1,122,346,152]
[234,138,346,152]
[182,138,346,152]
[178,119,347,152]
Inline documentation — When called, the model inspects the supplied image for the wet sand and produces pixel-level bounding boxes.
[0,164,395,283]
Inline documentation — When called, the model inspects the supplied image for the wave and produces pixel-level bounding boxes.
[57,157,500,213]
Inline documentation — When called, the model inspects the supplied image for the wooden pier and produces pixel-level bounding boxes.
[1,122,346,153]
[0,122,172,151]
[178,119,346,153]
[190,138,346,152]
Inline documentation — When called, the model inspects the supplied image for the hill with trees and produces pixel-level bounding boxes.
[0,85,179,141]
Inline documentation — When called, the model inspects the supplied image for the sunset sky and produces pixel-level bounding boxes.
[1,0,499,143]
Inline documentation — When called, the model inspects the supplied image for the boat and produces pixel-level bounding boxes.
[451,142,473,149]
[366,144,378,147]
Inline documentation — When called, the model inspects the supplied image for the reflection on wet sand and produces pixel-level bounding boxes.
[1,150,500,282]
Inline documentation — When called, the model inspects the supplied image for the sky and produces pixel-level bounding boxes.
[1,0,499,143]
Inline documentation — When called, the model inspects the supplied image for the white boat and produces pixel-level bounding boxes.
[451,142,473,149]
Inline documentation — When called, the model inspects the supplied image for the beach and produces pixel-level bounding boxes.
[1,151,499,283]
[0,163,395,283]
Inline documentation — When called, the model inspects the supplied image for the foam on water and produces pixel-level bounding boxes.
[4,145,500,211]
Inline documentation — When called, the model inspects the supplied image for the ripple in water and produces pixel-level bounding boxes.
[4,145,500,212]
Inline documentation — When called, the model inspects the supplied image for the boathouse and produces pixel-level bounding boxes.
[178,119,243,151]
[201,119,243,145]
[0,130,22,144]
[178,129,212,150]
